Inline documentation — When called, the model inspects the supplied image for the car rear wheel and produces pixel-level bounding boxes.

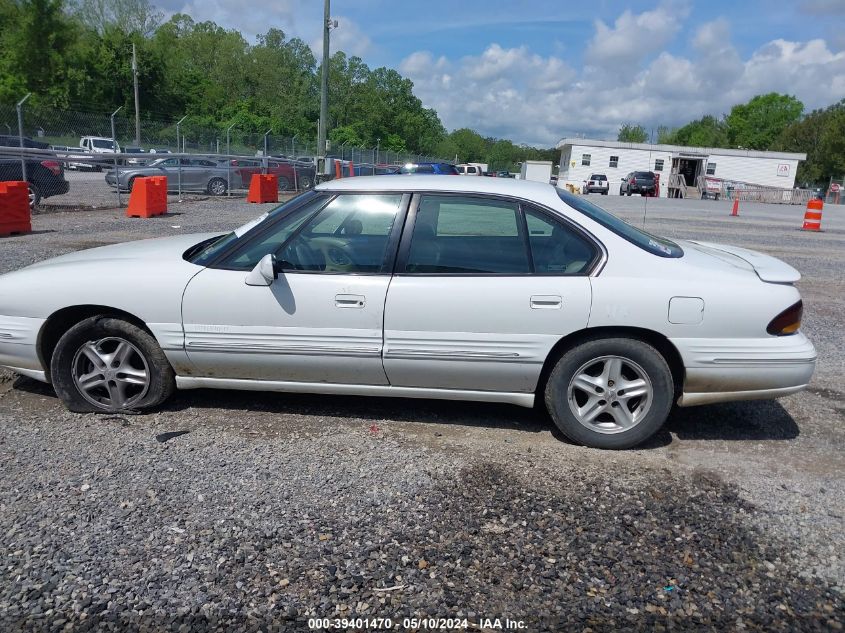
[50,316,175,413]
[207,177,227,196]
[277,175,291,191]
[298,174,313,190]
[127,176,137,193]
[544,338,673,449]
[28,183,41,209]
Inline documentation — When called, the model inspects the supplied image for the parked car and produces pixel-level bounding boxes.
[0,134,49,149]
[0,177,815,449]
[397,162,459,175]
[70,136,121,171]
[124,147,147,166]
[620,171,657,196]
[104,157,232,195]
[0,136,70,207]
[584,173,609,195]
[228,159,300,191]
[457,164,484,176]
[496,170,514,178]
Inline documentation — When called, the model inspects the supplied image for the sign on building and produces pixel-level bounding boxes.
[777,164,790,177]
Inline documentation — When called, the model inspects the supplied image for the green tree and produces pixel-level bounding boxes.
[777,99,845,186]
[726,93,803,150]
[668,115,728,147]
[617,123,648,143]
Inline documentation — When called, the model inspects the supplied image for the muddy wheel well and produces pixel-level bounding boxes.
[37,305,151,383]
[536,326,685,400]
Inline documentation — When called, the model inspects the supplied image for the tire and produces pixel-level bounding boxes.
[207,177,227,196]
[544,337,673,449]
[50,316,175,414]
[28,183,41,209]
[601,191,608,195]
[127,176,137,193]
[298,174,313,190]
[277,175,291,191]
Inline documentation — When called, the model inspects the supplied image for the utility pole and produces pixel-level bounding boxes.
[132,43,140,146]
[318,0,338,179]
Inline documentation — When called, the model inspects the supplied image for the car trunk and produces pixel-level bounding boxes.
[682,241,800,284]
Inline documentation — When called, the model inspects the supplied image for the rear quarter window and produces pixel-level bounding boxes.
[557,189,682,258]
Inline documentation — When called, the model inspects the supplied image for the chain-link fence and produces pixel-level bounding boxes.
[0,102,449,209]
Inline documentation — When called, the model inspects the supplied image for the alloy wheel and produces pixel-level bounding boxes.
[567,355,653,434]
[71,337,150,409]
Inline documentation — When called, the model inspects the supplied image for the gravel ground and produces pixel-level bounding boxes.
[1,193,843,631]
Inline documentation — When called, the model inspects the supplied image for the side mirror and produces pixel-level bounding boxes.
[245,253,278,286]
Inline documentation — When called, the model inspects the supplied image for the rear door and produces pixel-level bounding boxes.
[382,193,595,394]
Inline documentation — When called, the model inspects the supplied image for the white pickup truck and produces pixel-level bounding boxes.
[68,136,121,171]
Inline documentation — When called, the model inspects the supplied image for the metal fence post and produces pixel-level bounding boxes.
[263,129,272,173]
[175,115,187,201]
[110,106,122,208]
[16,93,31,186]
[226,122,235,197]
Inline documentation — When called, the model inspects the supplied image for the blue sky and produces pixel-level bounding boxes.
[157,0,845,145]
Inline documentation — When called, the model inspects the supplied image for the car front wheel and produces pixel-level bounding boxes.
[544,338,673,449]
[50,316,175,413]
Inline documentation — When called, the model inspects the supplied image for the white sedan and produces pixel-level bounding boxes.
[0,176,816,449]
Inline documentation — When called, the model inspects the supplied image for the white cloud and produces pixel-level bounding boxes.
[585,1,690,68]
[401,28,845,146]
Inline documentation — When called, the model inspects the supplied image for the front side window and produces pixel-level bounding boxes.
[609,156,618,168]
[278,194,403,273]
[525,208,596,274]
[405,195,529,274]
[581,154,591,166]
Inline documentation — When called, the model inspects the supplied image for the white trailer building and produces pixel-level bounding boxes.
[557,138,806,198]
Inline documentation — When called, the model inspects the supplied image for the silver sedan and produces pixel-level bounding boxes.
[104,157,234,195]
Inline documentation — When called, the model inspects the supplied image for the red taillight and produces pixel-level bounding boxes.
[41,160,61,176]
[767,300,803,336]
[629,178,636,184]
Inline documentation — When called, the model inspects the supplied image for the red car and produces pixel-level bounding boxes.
[228,159,299,191]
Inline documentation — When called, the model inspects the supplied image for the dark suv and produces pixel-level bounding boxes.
[0,136,70,207]
[620,171,656,196]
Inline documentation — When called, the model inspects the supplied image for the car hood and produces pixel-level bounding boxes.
[681,240,800,284]
[23,233,223,271]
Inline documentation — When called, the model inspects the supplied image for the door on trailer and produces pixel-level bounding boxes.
[382,193,596,394]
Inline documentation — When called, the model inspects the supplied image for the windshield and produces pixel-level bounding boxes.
[92,139,115,149]
[557,189,683,258]
[186,191,316,266]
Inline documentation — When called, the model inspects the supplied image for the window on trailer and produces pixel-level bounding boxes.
[581,154,591,166]
[609,156,618,168]
[654,159,664,171]
[706,162,716,175]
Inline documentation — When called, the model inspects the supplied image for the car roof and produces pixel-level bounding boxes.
[316,175,555,196]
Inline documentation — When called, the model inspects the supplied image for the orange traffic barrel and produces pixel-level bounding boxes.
[801,198,823,231]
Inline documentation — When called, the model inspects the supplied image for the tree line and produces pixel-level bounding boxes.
[0,0,556,170]
[617,93,844,186]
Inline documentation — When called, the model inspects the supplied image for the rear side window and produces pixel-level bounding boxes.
[405,195,529,273]
[525,208,596,274]
[557,189,683,258]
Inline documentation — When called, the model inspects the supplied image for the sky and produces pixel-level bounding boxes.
[155,0,845,147]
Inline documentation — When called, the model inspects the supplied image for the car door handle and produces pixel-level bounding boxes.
[530,295,562,309]
[335,294,365,308]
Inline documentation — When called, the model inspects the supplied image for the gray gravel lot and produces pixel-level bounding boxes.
[1,192,843,631]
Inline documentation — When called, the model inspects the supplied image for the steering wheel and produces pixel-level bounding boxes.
[310,237,360,272]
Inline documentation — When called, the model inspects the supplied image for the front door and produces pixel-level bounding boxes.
[383,194,595,394]
[181,192,407,384]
